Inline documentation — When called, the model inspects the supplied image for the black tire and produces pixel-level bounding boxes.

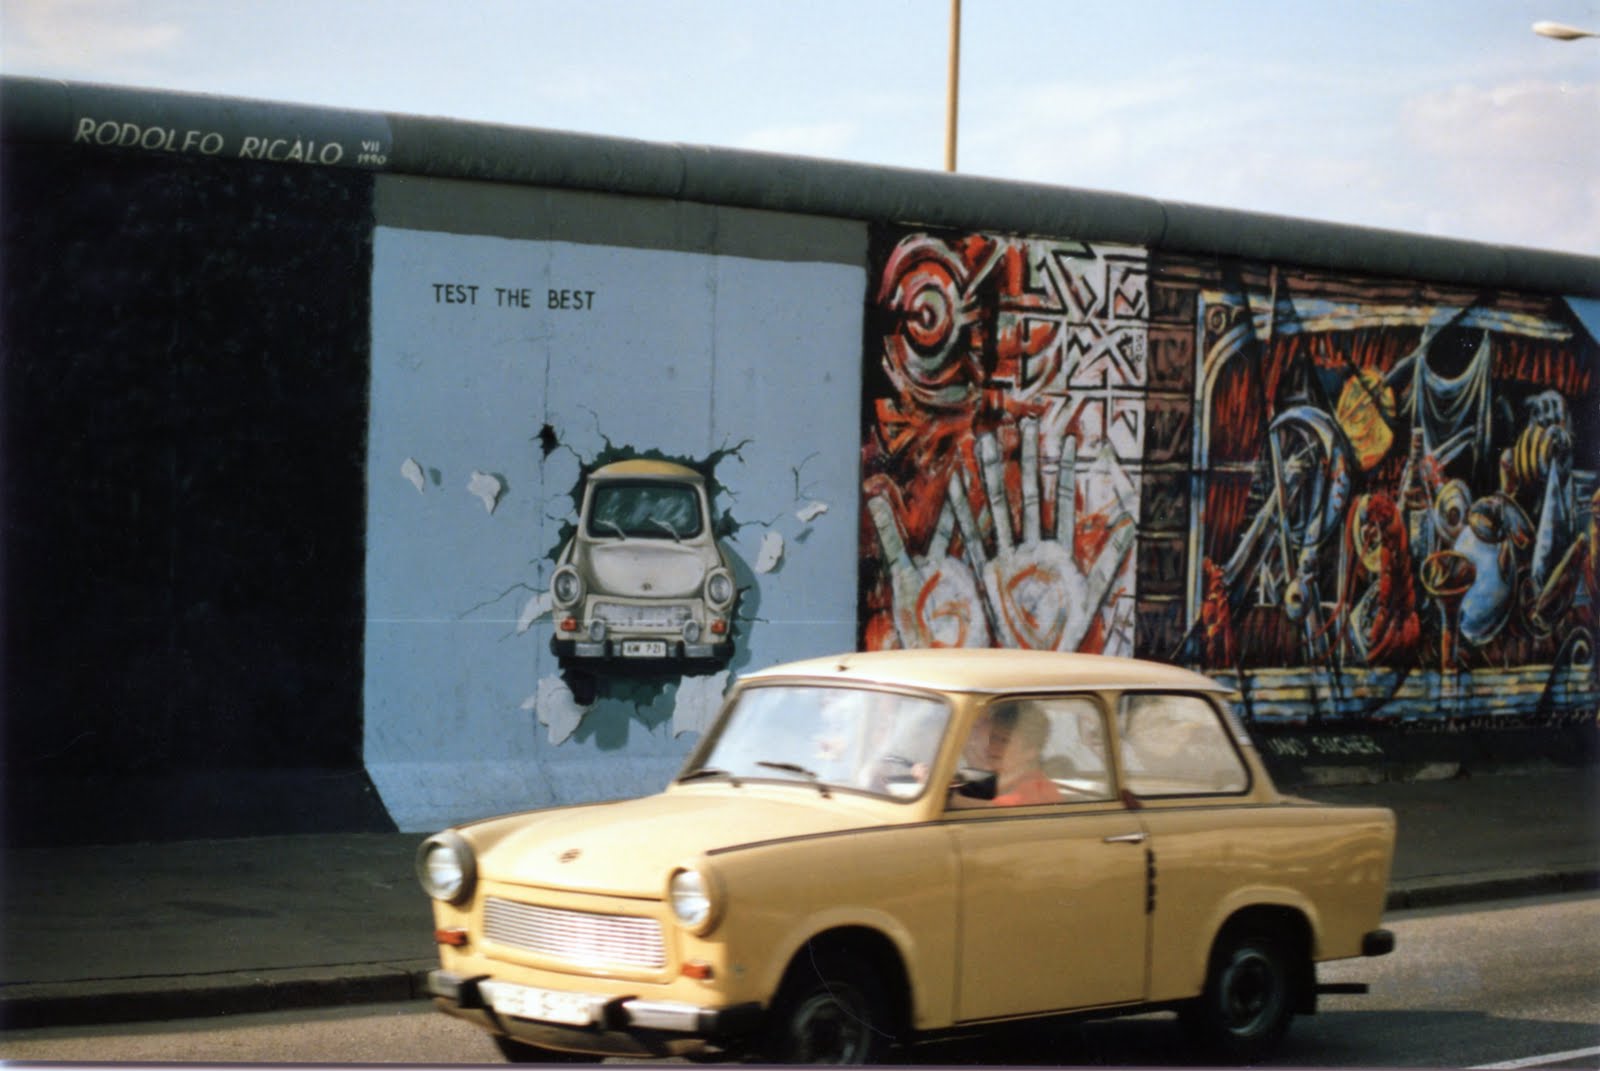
[492,1035,600,1063]
[760,948,895,1064]
[1180,927,1299,1064]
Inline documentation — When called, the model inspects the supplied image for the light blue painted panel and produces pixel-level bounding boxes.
[365,226,866,830]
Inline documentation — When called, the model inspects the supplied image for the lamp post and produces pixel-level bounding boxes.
[945,0,961,172]
[1533,20,1599,40]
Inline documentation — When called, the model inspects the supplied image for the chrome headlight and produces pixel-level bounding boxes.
[417,831,476,904]
[552,566,584,608]
[668,866,720,934]
[704,569,735,610]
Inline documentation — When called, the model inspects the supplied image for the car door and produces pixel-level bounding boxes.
[947,694,1149,1022]
[1114,690,1256,1003]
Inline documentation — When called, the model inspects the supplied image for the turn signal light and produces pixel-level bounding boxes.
[681,960,714,980]
[559,617,579,632]
[710,619,727,635]
[435,928,469,947]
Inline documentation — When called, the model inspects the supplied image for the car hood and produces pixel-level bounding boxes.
[473,789,880,898]
[584,542,718,599]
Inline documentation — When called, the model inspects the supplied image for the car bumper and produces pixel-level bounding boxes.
[427,970,762,1059]
[1361,928,1395,957]
[551,637,731,661]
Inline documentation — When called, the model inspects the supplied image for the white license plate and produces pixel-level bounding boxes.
[487,982,599,1026]
[622,640,667,658]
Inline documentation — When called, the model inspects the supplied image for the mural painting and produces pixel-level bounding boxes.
[861,227,1599,732]
[364,215,865,830]
[546,455,740,703]
[860,229,1148,657]
[1173,263,1599,726]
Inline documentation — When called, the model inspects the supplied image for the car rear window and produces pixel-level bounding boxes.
[1116,693,1249,796]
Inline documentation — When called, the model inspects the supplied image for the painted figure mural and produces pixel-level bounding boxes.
[860,230,1147,657]
[862,229,1599,730]
[1185,268,1598,725]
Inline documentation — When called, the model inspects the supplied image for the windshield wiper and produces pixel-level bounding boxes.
[648,518,683,543]
[756,761,831,798]
[596,519,627,539]
[679,766,742,787]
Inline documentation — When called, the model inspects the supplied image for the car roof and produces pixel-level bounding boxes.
[740,648,1229,695]
[590,459,703,481]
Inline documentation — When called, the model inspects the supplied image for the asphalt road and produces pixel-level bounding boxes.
[3,893,1596,1067]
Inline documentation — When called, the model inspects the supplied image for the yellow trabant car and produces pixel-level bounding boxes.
[418,649,1396,1063]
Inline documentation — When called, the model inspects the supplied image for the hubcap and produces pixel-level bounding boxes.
[1219,948,1281,1036]
[789,987,870,1064]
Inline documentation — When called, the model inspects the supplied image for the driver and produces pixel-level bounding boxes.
[984,702,1062,807]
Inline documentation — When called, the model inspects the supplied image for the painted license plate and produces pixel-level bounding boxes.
[622,640,667,658]
[487,982,598,1026]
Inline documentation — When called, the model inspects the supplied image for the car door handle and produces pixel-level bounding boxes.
[1103,832,1147,844]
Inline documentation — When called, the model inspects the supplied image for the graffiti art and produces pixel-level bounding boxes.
[861,227,1600,730]
[860,229,1146,657]
[1175,263,1598,725]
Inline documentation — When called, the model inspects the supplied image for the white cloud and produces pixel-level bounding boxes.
[1,0,182,74]
[961,64,1599,257]
[1396,80,1600,253]
[737,121,860,158]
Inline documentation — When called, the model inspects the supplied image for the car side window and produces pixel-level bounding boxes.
[961,696,1114,807]
[1117,693,1248,796]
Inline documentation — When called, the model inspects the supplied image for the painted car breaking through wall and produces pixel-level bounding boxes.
[860,226,1599,731]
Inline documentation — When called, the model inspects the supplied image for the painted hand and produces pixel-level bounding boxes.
[867,488,992,648]
[961,414,1136,651]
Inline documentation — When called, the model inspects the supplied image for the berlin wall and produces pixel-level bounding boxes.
[3,78,1597,844]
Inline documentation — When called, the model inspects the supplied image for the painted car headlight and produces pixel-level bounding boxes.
[416,831,477,905]
[704,569,735,611]
[552,566,584,608]
[669,867,720,933]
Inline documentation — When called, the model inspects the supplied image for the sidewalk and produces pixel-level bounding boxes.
[2,768,1596,1030]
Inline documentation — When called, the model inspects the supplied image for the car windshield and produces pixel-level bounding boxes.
[587,481,704,539]
[688,685,950,801]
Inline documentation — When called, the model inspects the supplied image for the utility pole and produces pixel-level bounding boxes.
[945,0,961,171]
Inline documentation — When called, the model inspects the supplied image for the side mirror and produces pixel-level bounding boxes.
[953,768,998,800]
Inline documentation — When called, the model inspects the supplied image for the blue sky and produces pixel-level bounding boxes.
[4,0,1598,255]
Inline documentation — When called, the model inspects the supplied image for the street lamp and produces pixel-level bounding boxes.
[1533,20,1599,40]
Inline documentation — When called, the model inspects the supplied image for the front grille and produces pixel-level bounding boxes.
[483,897,667,971]
[592,601,692,630]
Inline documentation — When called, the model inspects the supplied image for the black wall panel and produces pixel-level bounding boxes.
[1,143,388,844]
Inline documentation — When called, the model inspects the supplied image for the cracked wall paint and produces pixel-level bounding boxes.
[517,591,550,634]
[467,470,504,514]
[755,530,784,574]
[671,670,731,738]
[525,675,588,745]
[797,500,829,523]
[401,457,426,493]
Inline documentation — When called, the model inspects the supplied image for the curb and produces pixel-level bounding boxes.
[0,960,437,1031]
[5,874,1597,1033]
[1386,867,1600,910]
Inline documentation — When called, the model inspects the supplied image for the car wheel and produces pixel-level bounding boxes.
[1180,927,1298,1063]
[492,1036,599,1063]
[761,949,893,1064]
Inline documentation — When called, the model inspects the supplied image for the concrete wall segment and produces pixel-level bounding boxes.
[5,75,1597,843]
[362,199,867,830]
[6,76,1595,295]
